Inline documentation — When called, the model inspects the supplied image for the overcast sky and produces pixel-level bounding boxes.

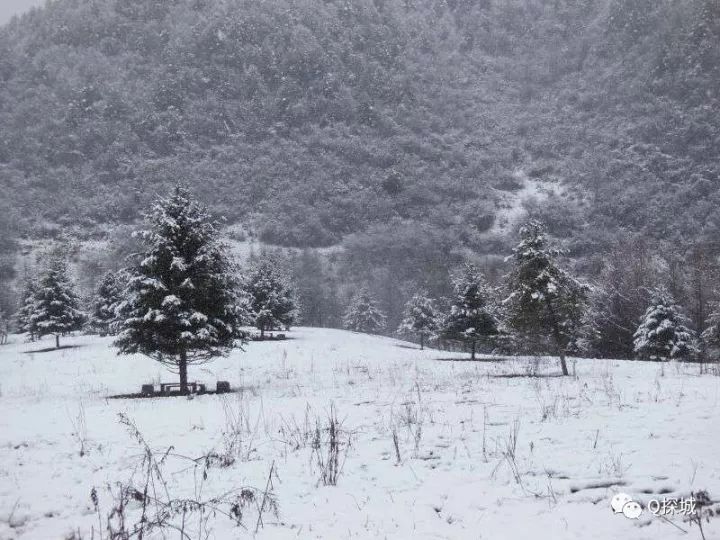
[0,0,47,25]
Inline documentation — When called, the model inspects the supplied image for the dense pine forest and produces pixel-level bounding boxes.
[1,0,719,358]
[0,0,718,246]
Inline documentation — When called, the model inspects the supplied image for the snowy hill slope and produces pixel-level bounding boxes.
[1,328,719,539]
[2,0,719,251]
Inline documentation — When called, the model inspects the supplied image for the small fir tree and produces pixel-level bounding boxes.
[243,257,297,337]
[29,259,85,348]
[115,186,247,394]
[343,289,386,334]
[633,289,698,361]
[441,264,499,360]
[397,291,440,350]
[89,270,128,336]
[504,221,588,375]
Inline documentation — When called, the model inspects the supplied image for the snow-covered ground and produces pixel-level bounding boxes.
[1,328,718,539]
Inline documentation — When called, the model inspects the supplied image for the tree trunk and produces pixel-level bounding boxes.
[558,349,569,376]
[546,299,570,376]
[179,350,188,394]
[55,334,60,349]
[471,340,476,361]
[420,333,425,350]
[260,325,265,339]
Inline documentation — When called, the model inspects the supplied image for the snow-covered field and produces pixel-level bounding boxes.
[1,328,718,539]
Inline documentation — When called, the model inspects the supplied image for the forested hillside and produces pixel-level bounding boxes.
[0,0,718,253]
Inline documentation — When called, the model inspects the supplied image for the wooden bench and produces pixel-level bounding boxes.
[159,382,206,395]
[141,381,228,396]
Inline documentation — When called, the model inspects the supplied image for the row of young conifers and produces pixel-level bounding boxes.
[3,186,718,389]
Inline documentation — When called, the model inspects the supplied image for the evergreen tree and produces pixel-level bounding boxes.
[115,186,247,394]
[505,221,588,375]
[578,242,659,358]
[397,291,440,350]
[633,289,698,361]
[701,298,720,361]
[440,264,499,360]
[291,249,342,328]
[89,270,128,336]
[16,277,38,340]
[244,257,297,337]
[343,289,387,334]
[29,259,85,348]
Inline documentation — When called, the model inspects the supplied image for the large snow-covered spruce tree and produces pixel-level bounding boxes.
[441,264,499,360]
[88,270,128,336]
[397,291,440,350]
[243,257,297,337]
[505,221,588,376]
[633,290,697,361]
[343,289,386,334]
[115,187,246,394]
[29,259,85,348]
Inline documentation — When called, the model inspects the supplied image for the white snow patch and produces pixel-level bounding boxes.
[490,169,564,236]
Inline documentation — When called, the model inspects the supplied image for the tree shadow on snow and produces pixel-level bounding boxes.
[488,372,566,379]
[23,344,84,354]
[435,356,512,362]
[107,388,247,400]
